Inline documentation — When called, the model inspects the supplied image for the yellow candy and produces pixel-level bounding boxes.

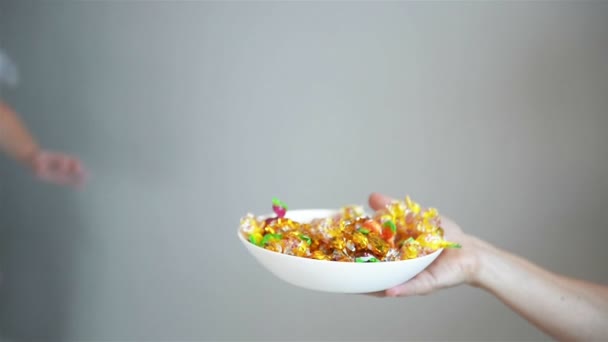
[340,205,365,221]
[312,250,330,260]
[401,239,421,260]
[240,214,262,234]
[416,233,443,250]
[379,214,393,225]
[265,241,283,253]
[423,207,439,220]
[332,238,346,250]
[264,224,276,234]
[283,231,300,240]
[294,241,309,257]
[273,218,298,233]
[387,200,407,218]
[352,231,369,249]
[405,196,421,215]
[368,234,389,257]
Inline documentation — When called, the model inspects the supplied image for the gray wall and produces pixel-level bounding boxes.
[1,1,607,341]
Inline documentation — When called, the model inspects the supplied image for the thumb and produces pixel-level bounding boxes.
[368,192,393,211]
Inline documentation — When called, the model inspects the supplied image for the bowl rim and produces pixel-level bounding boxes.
[237,208,443,265]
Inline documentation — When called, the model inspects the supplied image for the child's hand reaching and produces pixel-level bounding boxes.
[28,149,87,188]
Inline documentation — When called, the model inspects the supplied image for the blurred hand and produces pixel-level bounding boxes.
[368,193,483,297]
[28,149,87,188]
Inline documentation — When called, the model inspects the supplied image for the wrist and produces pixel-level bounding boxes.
[463,235,500,289]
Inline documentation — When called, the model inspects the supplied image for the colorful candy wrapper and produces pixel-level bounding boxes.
[240,196,460,262]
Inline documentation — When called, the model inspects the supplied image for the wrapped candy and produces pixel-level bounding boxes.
[340,205,365,221]
[240,196,460,262]
[400,237,421,260]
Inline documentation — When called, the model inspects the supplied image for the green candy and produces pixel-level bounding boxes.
[261,233,282,246]
[446,242,462,248]
[249,234,262,246]
[249,234,263,246]
[299,234,312,245]
[383,220,397,233]
[358,228,370,235]
[355,256,379,263]
[272,197,288,210]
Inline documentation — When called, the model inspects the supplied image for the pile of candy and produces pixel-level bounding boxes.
[240,197,461,262]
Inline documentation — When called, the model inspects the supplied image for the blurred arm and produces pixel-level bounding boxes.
[474,238,608,341]
[0,100,39,168]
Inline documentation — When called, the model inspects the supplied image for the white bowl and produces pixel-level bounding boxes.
[238,209,443,293]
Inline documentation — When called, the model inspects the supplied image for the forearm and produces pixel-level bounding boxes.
[0,101,39,166]
[472,238,608,341]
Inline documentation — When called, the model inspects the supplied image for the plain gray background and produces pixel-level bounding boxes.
[1,1,607,341]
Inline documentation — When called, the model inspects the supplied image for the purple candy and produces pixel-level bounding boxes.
[273,205,287,218]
